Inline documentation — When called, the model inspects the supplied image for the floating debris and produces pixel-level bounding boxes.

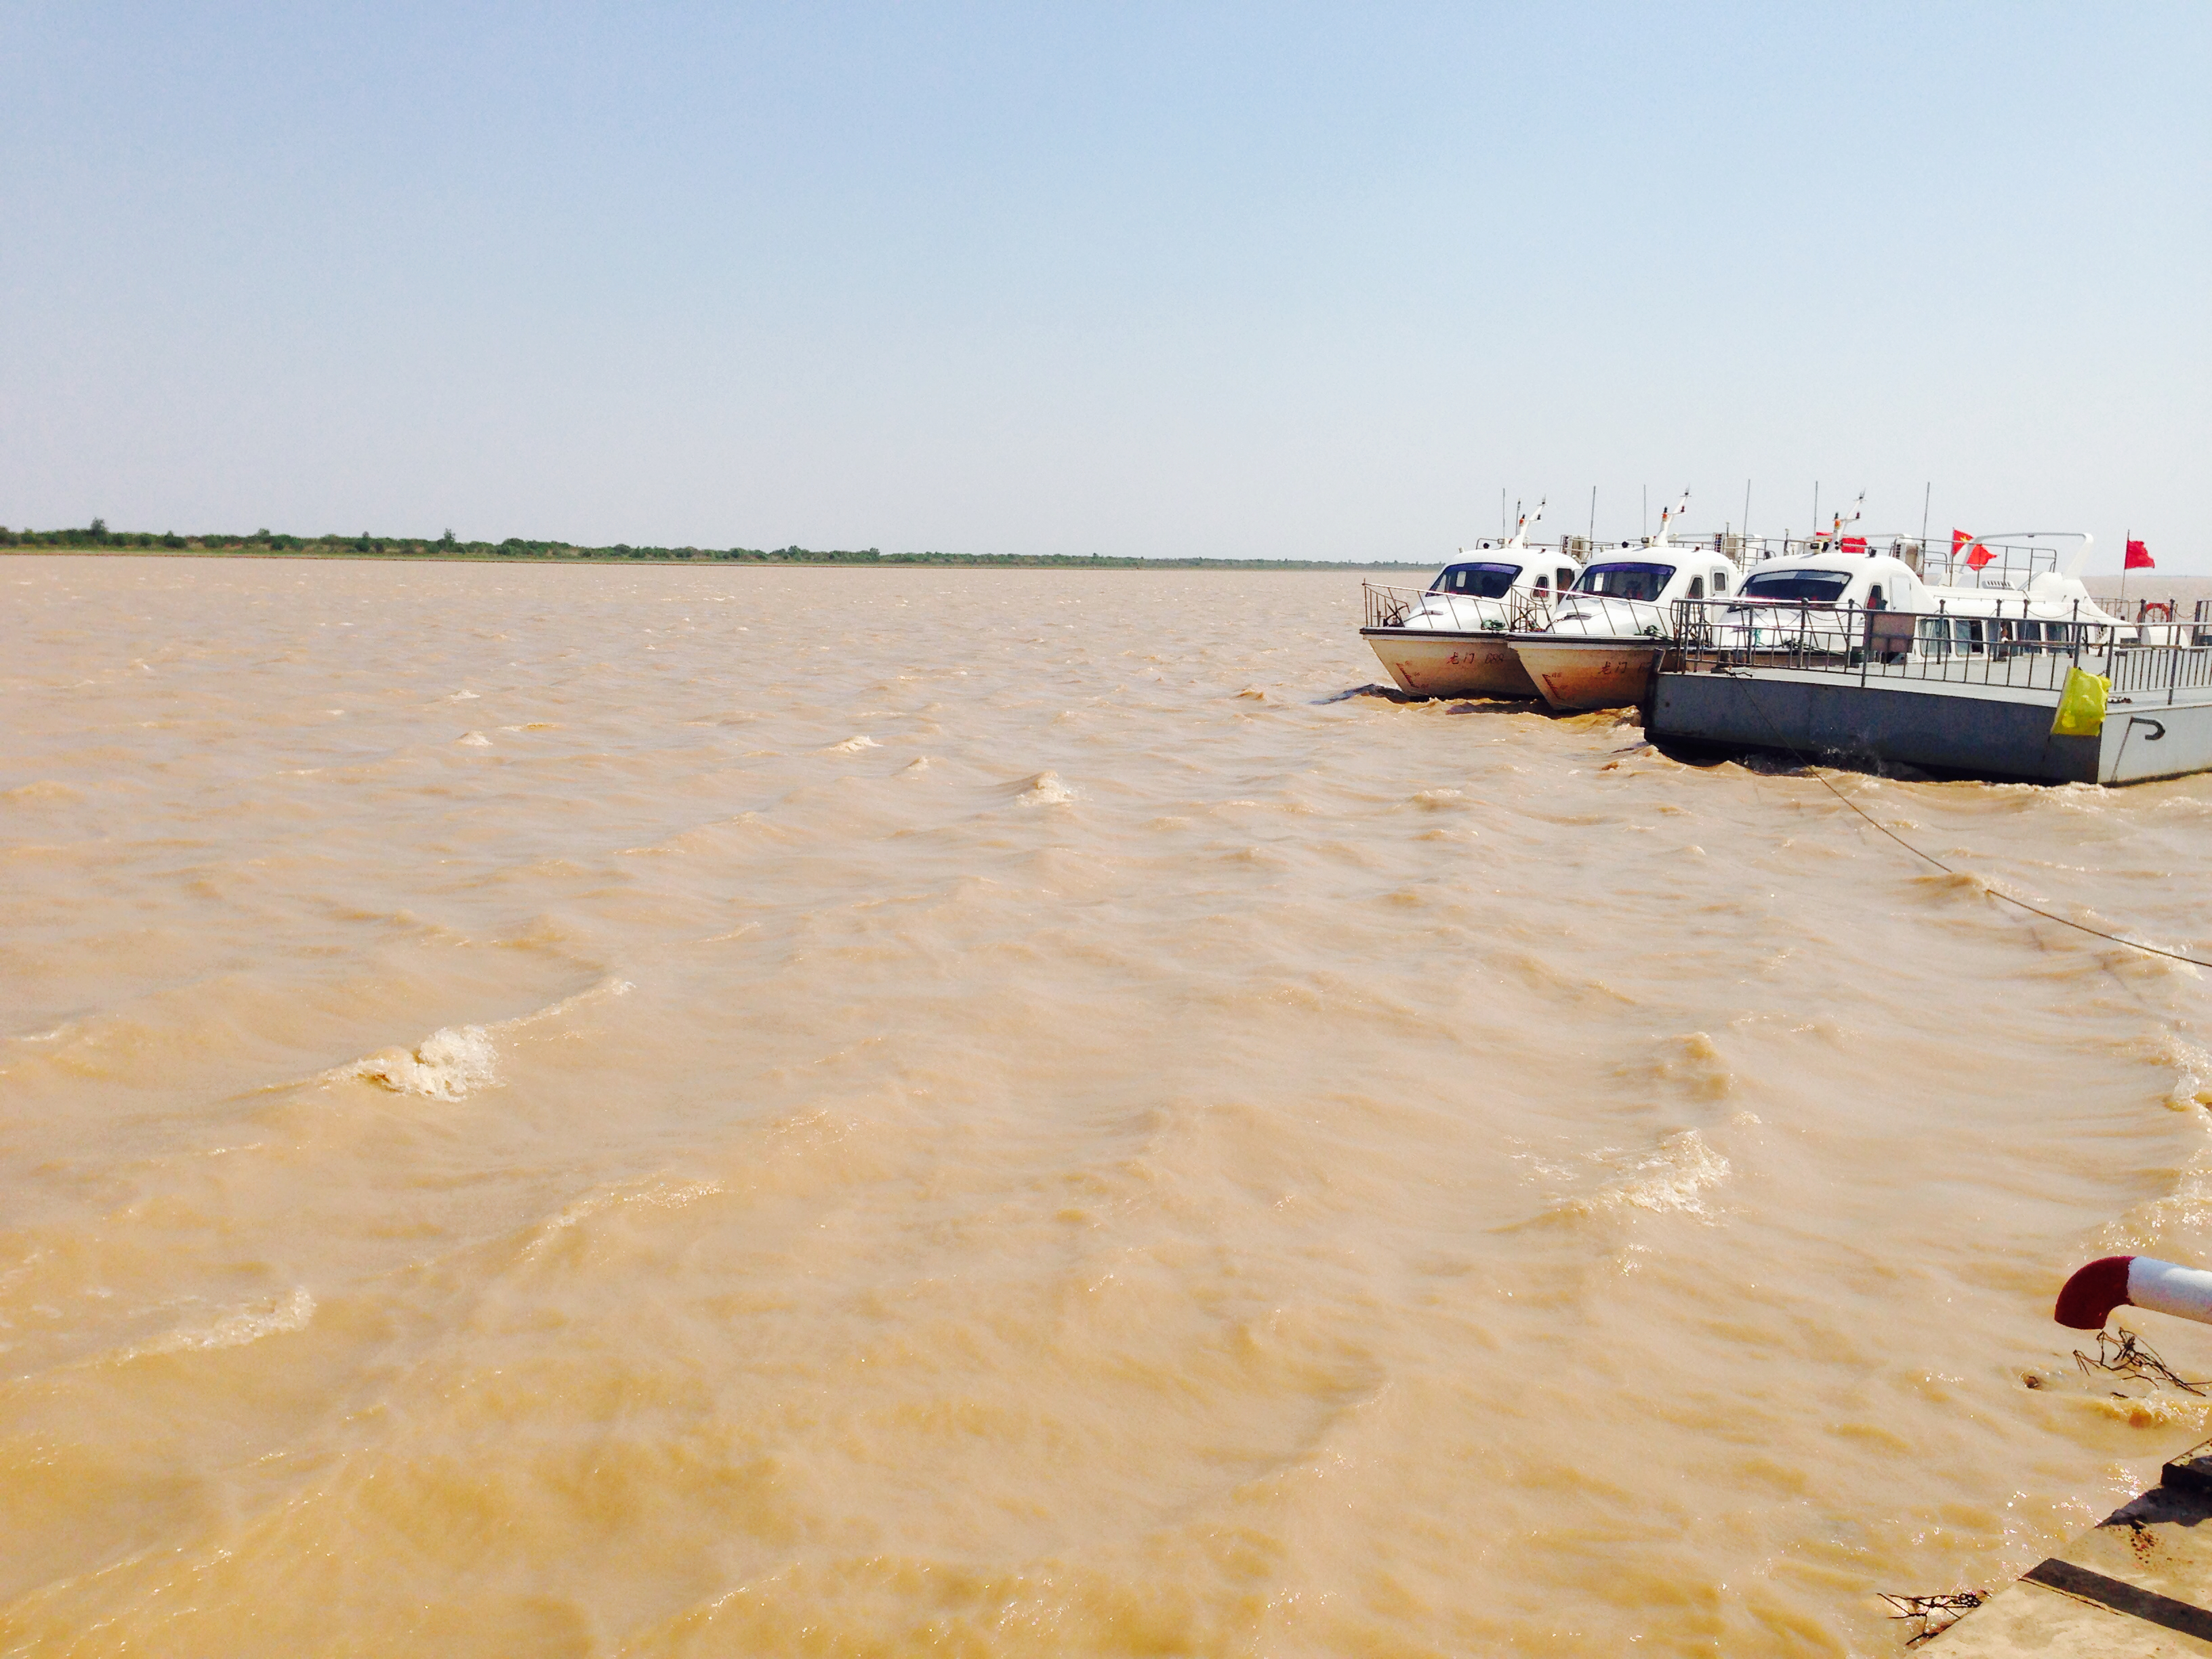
[2075,1328,2209,1395]
[1879,1591,1984,1646]
[1313,682,1420,704]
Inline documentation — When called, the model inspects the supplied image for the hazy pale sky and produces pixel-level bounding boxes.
[4,3,2207,569]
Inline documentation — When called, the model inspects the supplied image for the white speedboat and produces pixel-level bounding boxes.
[1360,504,1584,698]
[1509,495,1742,710]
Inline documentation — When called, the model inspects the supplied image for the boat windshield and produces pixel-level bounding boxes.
[1429,561,1520,598]
[1574,562,1674,601]
[1740,570,1853,605]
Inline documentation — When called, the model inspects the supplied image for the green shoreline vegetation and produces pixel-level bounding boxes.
[0,519,1426,570]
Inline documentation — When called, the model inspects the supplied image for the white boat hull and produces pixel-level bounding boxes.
[1510,636,1663,711]
[1361,628,1540,699]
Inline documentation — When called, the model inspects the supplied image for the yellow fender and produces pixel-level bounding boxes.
[2051,665,2110,737]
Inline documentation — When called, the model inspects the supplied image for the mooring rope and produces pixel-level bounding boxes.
[1715,674,2212,971]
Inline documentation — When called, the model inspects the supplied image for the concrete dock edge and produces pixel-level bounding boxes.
[1931,1450,2212,1654]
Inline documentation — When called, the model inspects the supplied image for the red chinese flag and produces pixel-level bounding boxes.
[2127,538,2154,570]
[1841,535,1868,554]
[1951,527,1994,570]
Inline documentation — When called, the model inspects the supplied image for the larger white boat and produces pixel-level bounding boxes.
[1360,504,1586,698]
[1650,533,2212,784]
[1706,532,2126,663]
[1509,495,1742,711]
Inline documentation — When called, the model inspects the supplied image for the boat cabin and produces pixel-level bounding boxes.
[1387,539,1589,634]
[1430,548,1582,600]
[1730,552,1930,614]
[1713,550,2127,662]
[1554,544,1744,618]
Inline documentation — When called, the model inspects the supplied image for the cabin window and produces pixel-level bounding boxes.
[1687,576,1704,599]
[1558,569,1575,589]
[1915,618,1988,657]
[1867,584,1885,609]
[1574,562,1675,602]
[2011,621,2071,651]
[1712,571,1728,594]
[1740,570,1853,605]
[1534,575,1549,592]
[1428,561,1520,598]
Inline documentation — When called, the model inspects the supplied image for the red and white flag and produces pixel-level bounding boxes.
[1953,528,1994,571]
[2127,538,2154,571]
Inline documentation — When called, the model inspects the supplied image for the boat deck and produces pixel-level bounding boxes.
[1647,653,2212,785]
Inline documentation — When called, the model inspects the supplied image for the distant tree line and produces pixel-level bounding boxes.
[0,521,1425,569]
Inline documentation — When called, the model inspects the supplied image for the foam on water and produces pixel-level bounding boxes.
[2091,1388,2212,1430]
[310,980,629,1101]
[344,1025,501,1098]
[1018,769,1076,805]
[123,1287,316,1359]
[2144,1031,2212,1109]
[1578,1129,1733,1218]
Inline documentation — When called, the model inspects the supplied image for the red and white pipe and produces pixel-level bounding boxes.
[2055,1255,2212,1330]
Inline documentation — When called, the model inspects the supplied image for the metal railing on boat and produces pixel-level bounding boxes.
[1361,581,1557,633]
[1663,596,2212,703]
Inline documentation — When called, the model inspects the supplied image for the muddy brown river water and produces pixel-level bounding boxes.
[5,554,2212,1655]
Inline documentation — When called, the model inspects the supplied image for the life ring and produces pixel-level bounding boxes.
[2141,601,2174,623]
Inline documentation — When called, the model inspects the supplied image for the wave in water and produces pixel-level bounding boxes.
[520,1175,727,1261]
[493,976,634,1033]
[322,979,631,1100]
[122,1287,316,1360]
[1019,770,1076,806]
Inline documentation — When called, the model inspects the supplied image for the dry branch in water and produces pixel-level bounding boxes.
[1879,1591,1984,1646]
[2075,1329,2208,1395]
